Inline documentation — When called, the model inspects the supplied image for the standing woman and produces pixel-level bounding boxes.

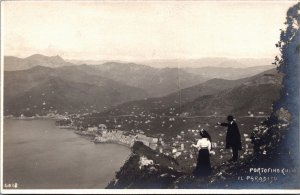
[191,129,212,177]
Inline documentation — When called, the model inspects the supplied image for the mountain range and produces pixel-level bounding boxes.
[79,68,282,141]
[69,57,273,68]
[87,62,208,97]
[6,54,274,80]
[99,69,282,117]
[4,54,278,117]
[177,69,282,116]
[4,66,148,116]
[183,65,273,80]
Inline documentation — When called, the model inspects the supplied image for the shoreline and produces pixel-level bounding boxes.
[4,117,134,149]
[74,130,134,148]
[5,117,159,153]
[74,130,133,149]
[94,135,134,148]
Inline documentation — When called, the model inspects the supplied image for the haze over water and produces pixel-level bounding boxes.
[3,119,131,189]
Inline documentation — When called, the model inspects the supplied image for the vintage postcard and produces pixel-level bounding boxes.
[1,0,299,194]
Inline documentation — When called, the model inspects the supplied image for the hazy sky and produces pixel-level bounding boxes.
[2,1,296,61]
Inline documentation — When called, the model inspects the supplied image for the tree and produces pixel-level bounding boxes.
[273,2,300,164]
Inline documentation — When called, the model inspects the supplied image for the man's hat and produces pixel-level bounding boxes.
[227,115,234,121]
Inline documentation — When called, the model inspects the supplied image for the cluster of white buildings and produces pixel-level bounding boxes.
[94,129,136,147]
[87,124,159,149]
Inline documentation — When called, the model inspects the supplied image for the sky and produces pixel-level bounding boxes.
[2,1,296,61]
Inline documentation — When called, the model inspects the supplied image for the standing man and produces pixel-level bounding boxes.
[217,115,242,162]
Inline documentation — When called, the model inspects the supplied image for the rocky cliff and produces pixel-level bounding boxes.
[106,141,183,189]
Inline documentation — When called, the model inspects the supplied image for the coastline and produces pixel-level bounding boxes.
[75,130,134,148]
[4,116,134,149]
[94,134,134,148]
[94,139,132,148]
[4,115,68,121]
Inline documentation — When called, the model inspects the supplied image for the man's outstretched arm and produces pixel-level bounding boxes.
[217,122,229,127]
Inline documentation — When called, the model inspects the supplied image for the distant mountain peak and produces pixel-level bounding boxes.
[50,55,64,60]
[26,54,45,58]
[26,54,64,61]
[4,54,73,71]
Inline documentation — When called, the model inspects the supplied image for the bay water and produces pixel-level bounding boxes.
[3,119,131,189]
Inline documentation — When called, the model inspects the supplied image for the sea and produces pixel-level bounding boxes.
[3,119,131,189]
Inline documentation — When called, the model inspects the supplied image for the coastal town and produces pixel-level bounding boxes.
[4,103,271,171]
[5,106,268,169]
[51,111,268,170]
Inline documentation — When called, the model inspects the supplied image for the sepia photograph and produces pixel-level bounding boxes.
[1,0,300,194]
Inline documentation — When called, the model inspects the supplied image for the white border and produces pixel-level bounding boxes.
[1,189,300,194]
[1,0,5,194]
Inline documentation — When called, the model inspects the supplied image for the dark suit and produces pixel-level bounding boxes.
[221,121,242,160]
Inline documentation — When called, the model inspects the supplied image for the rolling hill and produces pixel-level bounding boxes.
[54,63,209,98]
[183,65,273,80]
[4,55,209,98]
[4,66,148,116]
[98,69,281,117]
[90,62,209,97]
[137,57,273,68]
[177,69,282,116]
